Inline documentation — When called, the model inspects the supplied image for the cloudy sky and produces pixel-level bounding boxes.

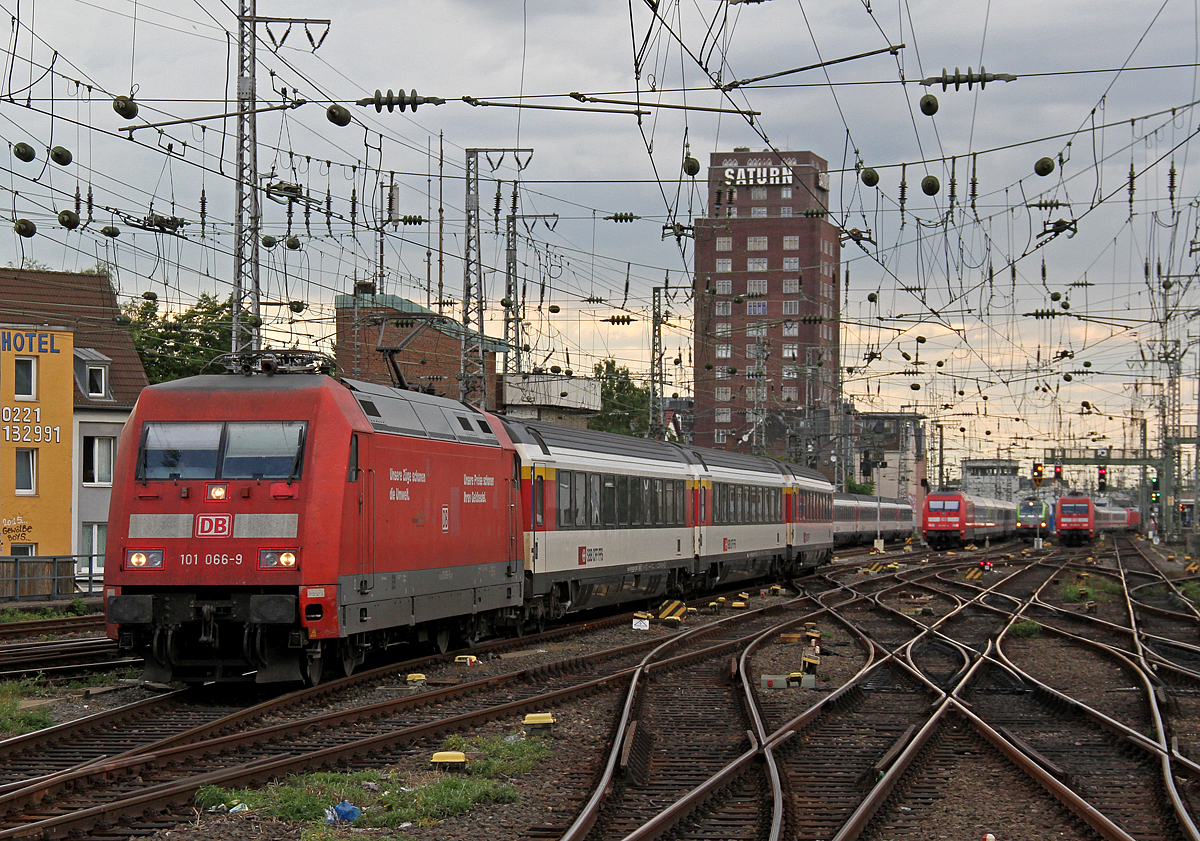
[3,0,1199,485]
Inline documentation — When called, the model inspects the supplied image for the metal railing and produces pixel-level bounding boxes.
[0,554,104,600]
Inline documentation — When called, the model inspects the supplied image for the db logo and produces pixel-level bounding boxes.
[196,514,232,538]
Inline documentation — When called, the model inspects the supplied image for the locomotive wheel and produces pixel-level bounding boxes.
[305,651,324,686]
[340,644,357,678]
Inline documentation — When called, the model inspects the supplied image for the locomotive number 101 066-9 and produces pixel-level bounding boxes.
[180,553,244,566]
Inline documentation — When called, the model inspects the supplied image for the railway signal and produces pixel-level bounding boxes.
[1054,463,1063,483]
[1097,465,1107,492]
[1031,462,1044,488]
[1151,474,1160,502]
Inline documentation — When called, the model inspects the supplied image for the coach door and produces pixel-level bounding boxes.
[528,464,549,571]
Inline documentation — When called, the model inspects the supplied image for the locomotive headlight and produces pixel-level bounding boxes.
[125,549,164,569]
[206,483,228,501]
[259,549,298,569]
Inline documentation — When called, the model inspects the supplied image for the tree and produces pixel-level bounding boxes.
[846,477,875,495]
[588,359,651,437]
[124,293,232,383]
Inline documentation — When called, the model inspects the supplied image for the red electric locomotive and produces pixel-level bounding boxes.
[105,351,838,684]
[920,490,1017,550]
[1054,495,1128,546]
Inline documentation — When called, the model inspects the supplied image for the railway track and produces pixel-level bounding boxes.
[5,545,1200,841]
[0,614,105,642]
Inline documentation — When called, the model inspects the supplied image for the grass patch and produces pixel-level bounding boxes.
[1009,620,1041,638]
[0,598,91,623]
[1180,582,1200,602]
[195,731,552,830]
[1059,581,1088,602]
[0,680,55,735]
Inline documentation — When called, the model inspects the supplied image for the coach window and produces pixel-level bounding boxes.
[602,475,616,526]
[643,478,655,525]
[534,475,544,527]
[588,474,602,527]
[558,470,573,527]
[664,480,674,526]
[617,476,629,525]
[676,481,686,524]
[631,477,643,525]
[655,479,665,525]
[574,472,588,527]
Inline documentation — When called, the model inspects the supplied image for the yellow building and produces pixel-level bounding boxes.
[0,324,74,556]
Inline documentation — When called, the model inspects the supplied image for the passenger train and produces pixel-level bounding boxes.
[920,490,1018,550]
[103,351,909,685]
[1054,495,1131,546]
[833,493,914,546]
[1015,498,1054,539]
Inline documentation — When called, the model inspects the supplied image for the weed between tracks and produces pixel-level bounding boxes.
[194,732,553,838]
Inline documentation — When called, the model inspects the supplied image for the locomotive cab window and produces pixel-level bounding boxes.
[139,421,308,481]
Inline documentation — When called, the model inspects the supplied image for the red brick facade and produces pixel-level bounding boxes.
[334,294,501,407]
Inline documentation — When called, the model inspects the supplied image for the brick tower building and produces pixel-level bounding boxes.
[692,149,841,463]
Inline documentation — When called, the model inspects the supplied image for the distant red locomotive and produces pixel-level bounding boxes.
[920,491,1017,550]
[1054,496,1128,546]
[105,352,841,684]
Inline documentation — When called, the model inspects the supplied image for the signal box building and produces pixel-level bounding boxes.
[692,149,841,462]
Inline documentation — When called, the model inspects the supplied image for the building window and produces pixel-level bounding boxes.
[715,301,732,316]
[782,386,799,402]
[750,187,767,200]
[780,207,793,217]
[782,277,800,295]
[747,257,768,272]
[716,368,731,380]
[782,300,800,315]
[782,186,792,198]
[747,301,768,316]
[716,236,732,251]
[747,236,768,251]
[715,386,731,401]
[783,366,799,379]
[14,358,35,400]
[715,408,732,423]
[783,235,799,250]
[15,448,35,494]
[715,344,731,359]
[747,279,768,296]
[783,257,800,273]
[716,258,732,273]
[83,436,115,485]
[746,322,766,338]
[783,344,799,360]
[751,207,768,217]
[715,279,732,295]
[727,207,738,218]
[716,323,731,338]
[80,522,107,573]
[9,544,35,556]
[714,429,729,444]
[86,365,107,398]
[783,321,799,337]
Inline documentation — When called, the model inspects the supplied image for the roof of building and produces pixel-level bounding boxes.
[334,292,508,354]
[0,269,148,409]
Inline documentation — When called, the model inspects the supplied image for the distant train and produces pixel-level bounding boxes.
[1054,495,1131,546]
[833,493,914,546]
[103,351,915,686]
[1016,498,1054,539]
[920,491,1018,550]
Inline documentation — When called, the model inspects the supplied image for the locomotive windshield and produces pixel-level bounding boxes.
[927,499,960,511]
[140,421,307,480]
